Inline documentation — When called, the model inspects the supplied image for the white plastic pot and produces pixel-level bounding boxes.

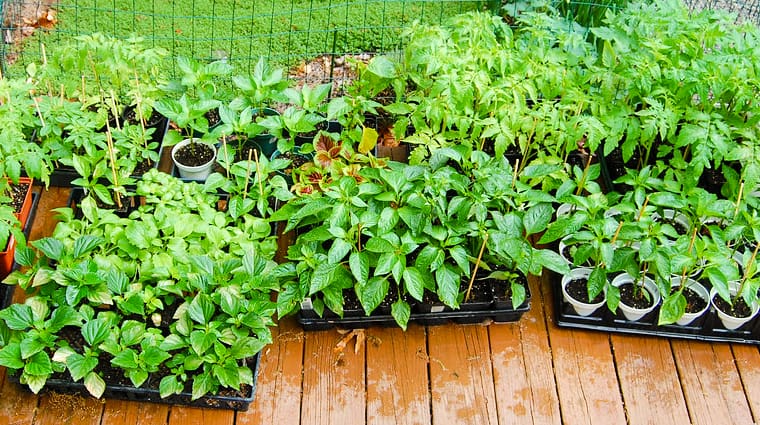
[611,273,661,321]
[710,282,760,330]
[561,267,606,317]
[670,276,710,326]
[171,138,217,180]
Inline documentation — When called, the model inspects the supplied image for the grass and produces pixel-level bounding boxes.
[2,0,482,78]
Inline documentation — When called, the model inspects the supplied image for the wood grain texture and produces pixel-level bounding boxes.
[100,399,169,425]
[238,318,305,425]
[489,275,561,425]
[612,335,690,425]
[301,329,366,425]
[168,406,234,425]
[365,324,430,425]
[428,324,498,425]
[732,344,760,422]
[542,274,626,425]
[34,392,104,425]
[671,340,753,425]
[0,375,39,425]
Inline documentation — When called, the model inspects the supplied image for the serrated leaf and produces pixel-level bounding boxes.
[82,319,110,347]
[72,235,104,259]
[0,343,23,369]
[192,371,214,400]
[32,238,64,261]
[160,375,184,398]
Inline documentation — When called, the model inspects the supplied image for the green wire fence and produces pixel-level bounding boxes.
[0,0,757,79]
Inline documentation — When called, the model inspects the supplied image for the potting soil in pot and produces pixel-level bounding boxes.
[174,142,215,166]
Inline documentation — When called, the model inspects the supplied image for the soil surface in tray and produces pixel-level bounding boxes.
[682,287,707,313]
[493,272,528,304]
[9,182,29,213]
[713,295,753,318]
[279,151,311,176]
[123,108,165,128]
[175,142,214,166]
[566,278,604,304]
[462,277,493,304]
[618,282,655,309]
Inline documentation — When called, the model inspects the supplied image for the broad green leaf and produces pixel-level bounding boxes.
[82,319,111,346]
[111,349,139,369]
[160,375,184,398]
[523,203,553,236]
[403,267,425,301]
[349,251,369,285]
[328,238,352,264]
[32,238,64,261]
[365,237,395,253]
[309,262,339,295]
[24,351,52,377]
[391,300,411,330]
[84,371,106,398]
[436,265,460,308]
[192,371,214,400]
[0,304,33,330]
[358,127,378,154]
[190,329,217,356]
[188,294,216,324]
[588,268,607,302]
[72,235,104,259]
[0,343,23,369]
[357,277,388,314]
[658,292,686,326]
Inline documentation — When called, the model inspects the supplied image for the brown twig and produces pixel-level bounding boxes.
[465,233,489,303]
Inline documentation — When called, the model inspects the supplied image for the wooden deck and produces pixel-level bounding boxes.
[1,186,760,425]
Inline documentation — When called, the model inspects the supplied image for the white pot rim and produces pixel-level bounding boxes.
[171,138,217,170]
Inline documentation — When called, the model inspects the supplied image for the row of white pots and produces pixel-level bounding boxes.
[561,267,759,330]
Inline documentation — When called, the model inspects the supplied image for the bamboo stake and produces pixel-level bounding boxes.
[464,233,489,303]
[253,148,264,199]
[222,135,230,179]
[734,181,745,219]
[511,158,520,190]
[636,195,651,222]
[104,119,123,209]
[31,93,45,128]
[244,148,253,200]
[109,90,121,131]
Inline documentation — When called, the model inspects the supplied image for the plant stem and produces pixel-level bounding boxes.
[464,232,489,303]
[357,223,363,252]
[132,72,148,149]
[680,226,700,284]
[734,240,760,305]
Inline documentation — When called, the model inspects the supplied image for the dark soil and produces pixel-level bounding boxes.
[660,217,690,235]
[279,150,312,176]
[461,277,494,304]
[618,282,655,309]
[378,283,405,312]
[132,158,155,176]
[566,278,604,304]
[713,295,753,318]
[682,287,707,314]
[123,107,165,128]
[493,272,528,305]
[175,142,214,167]
[9,182,29,213]
[205,109,221,128]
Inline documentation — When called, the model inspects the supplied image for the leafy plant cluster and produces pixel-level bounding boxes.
[0,168,292,400]
[273,146,569,329]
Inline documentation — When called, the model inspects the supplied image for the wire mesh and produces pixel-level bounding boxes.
[0,0,758,80]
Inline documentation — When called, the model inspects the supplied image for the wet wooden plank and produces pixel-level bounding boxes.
[301,329,366,425]
[672,340,753,425]
[732,344,760,422]
[612,335,689,424]
[168,406,233,425]
[34,392,104,425]
[365,324,430,425]
[541,274,626,425]
[489,275,561,425]
[100,399,169,425]
[428,324,497,425]
[238,318,305,425]
[0,376,39,425]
